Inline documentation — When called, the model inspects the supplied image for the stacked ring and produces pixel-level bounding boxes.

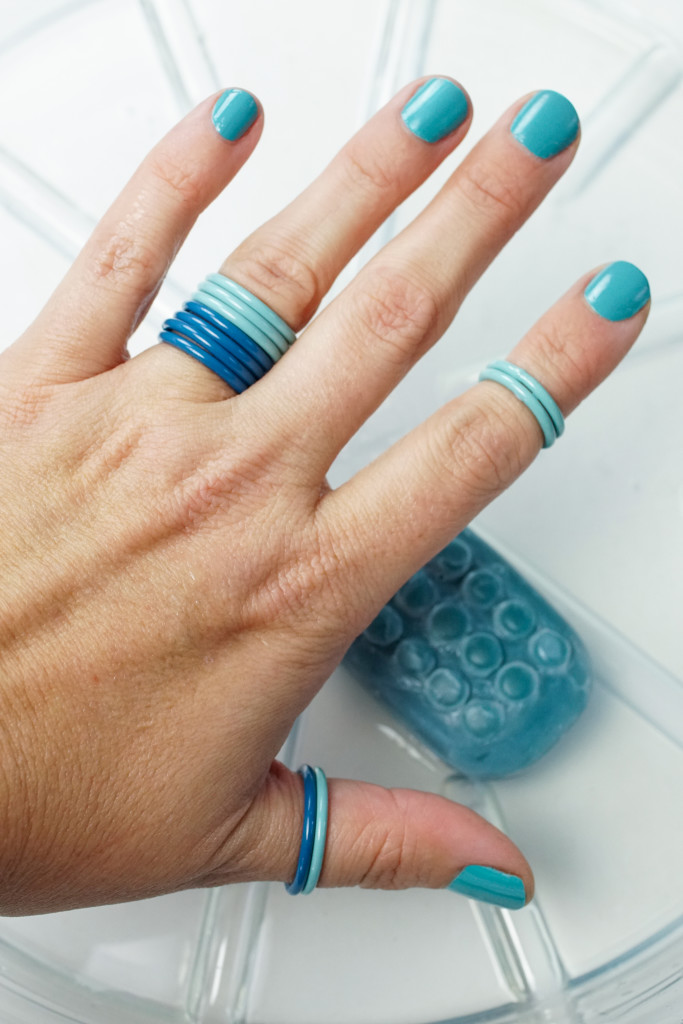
[159,272,296,390]
[478,359,565,448]
[206,274,296,345]
[285,764,329,895]
[184,301,274,373]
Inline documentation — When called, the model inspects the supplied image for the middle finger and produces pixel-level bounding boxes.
[255,89,580,477]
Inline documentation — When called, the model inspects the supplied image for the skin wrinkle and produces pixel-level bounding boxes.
[1,482,219,666]
[0,82,646,913]
[70,408,147,487]
[357,798,407,889]
[88,189,180,318]
[226,236,326,330]
[431,398,529,501]
[455,154,527,220]
[0,381,54,430]
[349,265,443,369]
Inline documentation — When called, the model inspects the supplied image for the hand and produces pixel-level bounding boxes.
[0,79,648,914]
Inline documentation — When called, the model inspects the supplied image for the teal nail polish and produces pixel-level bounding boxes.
[448,865,527,910]
[510,90,579,159]
[584,261,650,321]
[401,78,469,143]
[212,89,258,141]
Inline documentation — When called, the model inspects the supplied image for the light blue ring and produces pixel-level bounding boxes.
[302,767,328,894]
[208,272,296,345]
[200,278,289,353]
[487,360,564,438]
[192,289,283,362]
[205,274,292,349]
[196,283,286,356]
[479,366,556,448]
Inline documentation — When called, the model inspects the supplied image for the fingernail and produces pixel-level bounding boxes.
[584,261,650,321]
[401,77,469,143]
[510,89,579,159]
[212,88,259,141]
[447,865,527,909]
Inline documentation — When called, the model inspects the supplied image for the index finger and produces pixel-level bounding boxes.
[324,262,650,611]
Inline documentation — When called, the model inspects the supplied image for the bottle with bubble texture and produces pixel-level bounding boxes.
[344,529,592,778]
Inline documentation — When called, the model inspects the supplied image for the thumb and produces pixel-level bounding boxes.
[232,763,534,909]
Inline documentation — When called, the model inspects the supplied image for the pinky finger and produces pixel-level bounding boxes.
[8,89,262,384]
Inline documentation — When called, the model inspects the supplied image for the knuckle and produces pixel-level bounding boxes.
[356,796,411,890]
[261,529,347,625]
[232,240,324,327]
[352,267,441,367]
[147,152,206,211]
[341,143,396,197]
[431,401,528,503]
[529,323,591,406]
[92,230,166,294]
[456,159,522,220]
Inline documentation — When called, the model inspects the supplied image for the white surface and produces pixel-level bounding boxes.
[0,0,681,1022]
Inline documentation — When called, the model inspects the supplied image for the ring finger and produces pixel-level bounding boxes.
[253,88,581,475]
[143,75,474,398]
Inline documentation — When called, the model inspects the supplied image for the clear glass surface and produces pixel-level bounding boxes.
[0,1,681,1021]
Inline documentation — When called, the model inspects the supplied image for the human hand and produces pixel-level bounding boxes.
[0,79,648,914]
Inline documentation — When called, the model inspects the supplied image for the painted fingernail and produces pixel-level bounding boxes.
[212,88,259,141]
[584,261,650,321]
[401,77,469,143]
[447,865,527,909]
[510,90,579,159]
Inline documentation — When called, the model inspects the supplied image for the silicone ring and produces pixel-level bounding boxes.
[173,311,264,382]
[163,317,257,387]
[196,282,286,358]
[185,301,274,373]
[192,289,284,362]
[204,274,291,350]
[479,366,557,448]
[286,765,317,895]
[487,360,564,438]
[160,332,248,394]
[207,272,296,345]
[199,279,288,354]
[302,767,328,894]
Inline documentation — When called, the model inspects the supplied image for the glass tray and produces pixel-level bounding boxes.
[0,1,681,1021]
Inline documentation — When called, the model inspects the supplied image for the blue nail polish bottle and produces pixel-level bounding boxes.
[344,529,592,779]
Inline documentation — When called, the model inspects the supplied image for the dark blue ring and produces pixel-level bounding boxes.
[186,300,275,373]
[285,765,317,895]
[160,332,248,394]
[163,317,257,387]
[173,311,264,382]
